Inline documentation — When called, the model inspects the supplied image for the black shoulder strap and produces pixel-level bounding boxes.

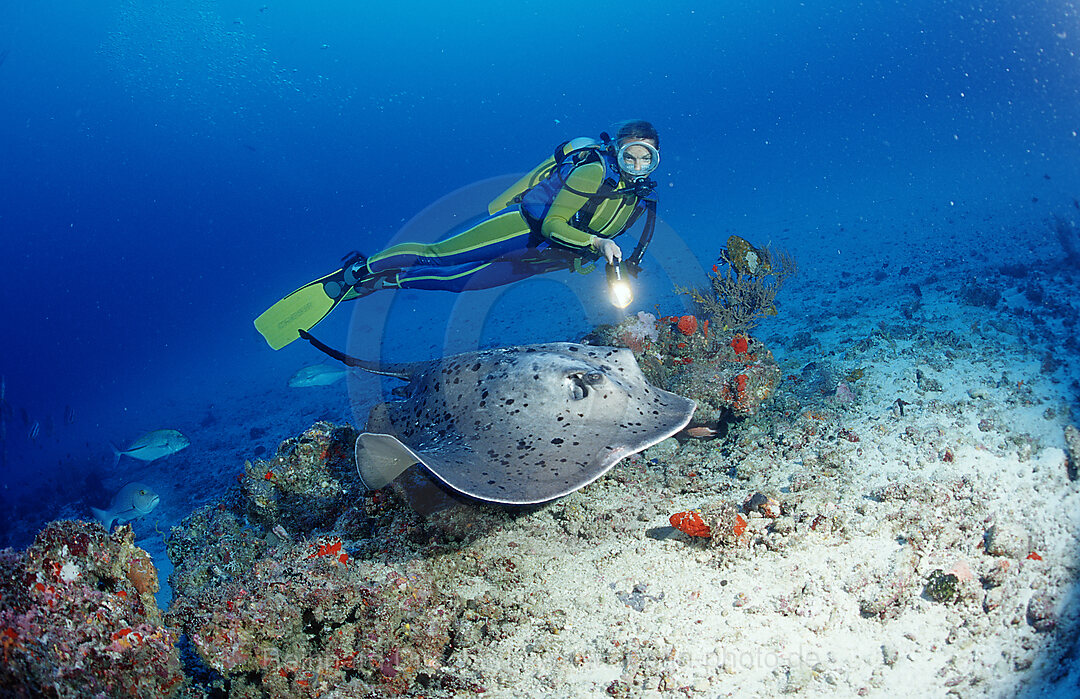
[552,140,572,165]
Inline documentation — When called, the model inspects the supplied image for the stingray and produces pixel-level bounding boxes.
[299,331,695,505]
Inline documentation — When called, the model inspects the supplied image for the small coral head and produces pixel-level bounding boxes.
[677,315,698,336]
[669,509,711,537]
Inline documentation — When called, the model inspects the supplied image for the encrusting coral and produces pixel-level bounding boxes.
[594,313,782,428]
[240,421,362,535]
[167,536,459,697]
[0,520,184,697]
[161,421,482,696]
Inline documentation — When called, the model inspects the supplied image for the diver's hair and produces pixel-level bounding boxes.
[615,120,659,148]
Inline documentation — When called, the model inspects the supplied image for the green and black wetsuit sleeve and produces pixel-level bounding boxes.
[539,161,606,253]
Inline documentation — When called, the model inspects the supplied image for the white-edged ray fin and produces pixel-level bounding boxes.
[354,433,420,490]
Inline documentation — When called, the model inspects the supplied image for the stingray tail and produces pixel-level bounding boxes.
[298,330,412,379]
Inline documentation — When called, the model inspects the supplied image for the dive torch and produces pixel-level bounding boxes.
[606,261,634,309]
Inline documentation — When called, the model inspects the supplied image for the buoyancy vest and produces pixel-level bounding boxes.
[487,137,604,214]
[487,135,658,270]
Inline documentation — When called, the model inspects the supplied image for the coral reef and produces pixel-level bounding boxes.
[161,421,498,696]
[677,235,797,333]
[166,502,269,601]
[657,329,781,423]
[7,220,1079,697]
[240,421,362,535]
[592,313,781,427]
[167,537,459,697]
[587,236,789,430]
[0,520,183,697]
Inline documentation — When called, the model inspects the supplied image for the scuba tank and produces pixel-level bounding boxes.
[487,136,605,214]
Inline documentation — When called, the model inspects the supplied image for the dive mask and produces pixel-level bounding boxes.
[616,140,660,180]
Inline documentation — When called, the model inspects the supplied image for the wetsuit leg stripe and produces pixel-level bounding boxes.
[367,210,530,273]
[404,262,493,283]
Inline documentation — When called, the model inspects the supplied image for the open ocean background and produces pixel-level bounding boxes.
[1,0,1078,557]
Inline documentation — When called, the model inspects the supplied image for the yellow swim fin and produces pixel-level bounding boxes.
[254,266,353,350]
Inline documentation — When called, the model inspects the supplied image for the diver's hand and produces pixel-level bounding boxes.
[594,237,622,265]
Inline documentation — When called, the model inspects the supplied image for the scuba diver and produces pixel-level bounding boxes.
[255,120,662,349]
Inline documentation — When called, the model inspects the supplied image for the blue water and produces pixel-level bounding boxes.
[1,0,1078,550]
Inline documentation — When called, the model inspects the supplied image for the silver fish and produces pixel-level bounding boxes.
[111,429,190,466]
[27,420,40,441]
[91,482,160,530]
[288,362,348,388]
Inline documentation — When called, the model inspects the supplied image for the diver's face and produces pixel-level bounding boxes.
[618,139,658,178]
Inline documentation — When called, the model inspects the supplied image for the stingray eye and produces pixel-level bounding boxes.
[583,372,605,385]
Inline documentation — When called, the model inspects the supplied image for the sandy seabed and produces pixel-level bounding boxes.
[407,208,1080,698]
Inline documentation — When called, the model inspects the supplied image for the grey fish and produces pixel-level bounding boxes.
[27,420,39,441]
[288,362,348,387]
[91,482,160,530]
[111,429,190,466]
[300,331,695,505]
